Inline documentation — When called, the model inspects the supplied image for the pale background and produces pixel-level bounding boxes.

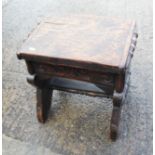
[2,0,152,155]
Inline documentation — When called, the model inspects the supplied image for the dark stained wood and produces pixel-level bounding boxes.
[110,59,132,140]
[27,75,53,123]
[33,62,114,87]
[25,61,35,74]
[17,16,138,141]
[36,87,53,123]
[110,106,122,140]
[17,15,137,73]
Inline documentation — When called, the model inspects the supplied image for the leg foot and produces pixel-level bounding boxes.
[110,91,123,140]
[110,106,121,140]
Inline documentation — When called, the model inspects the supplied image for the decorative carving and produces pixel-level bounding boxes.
[110,70,131,140]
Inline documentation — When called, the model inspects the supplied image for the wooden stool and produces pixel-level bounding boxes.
[17,16,138,140]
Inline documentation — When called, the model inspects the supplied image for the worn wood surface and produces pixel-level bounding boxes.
[17,16,137,73]
[3,0,153,153]
[33,63,114,86]
[16,16,138,141]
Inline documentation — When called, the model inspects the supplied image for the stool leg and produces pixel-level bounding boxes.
[110,91,122,140]
[27,75,53,123]
[36,87,53,123]
[110,73,125,141]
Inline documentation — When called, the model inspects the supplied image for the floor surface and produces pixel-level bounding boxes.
[3,0,152,154]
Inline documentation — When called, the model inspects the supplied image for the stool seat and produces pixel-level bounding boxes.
[18,16,137,73]
[17,15,138,141]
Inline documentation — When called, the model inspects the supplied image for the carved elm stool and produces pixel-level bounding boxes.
[17,16,138,140]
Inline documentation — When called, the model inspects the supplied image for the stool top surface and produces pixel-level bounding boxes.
[18,15,137,73]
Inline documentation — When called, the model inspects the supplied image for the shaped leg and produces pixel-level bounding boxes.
[110,91,123,140]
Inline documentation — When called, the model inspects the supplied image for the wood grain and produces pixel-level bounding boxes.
[17,16,137,73]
